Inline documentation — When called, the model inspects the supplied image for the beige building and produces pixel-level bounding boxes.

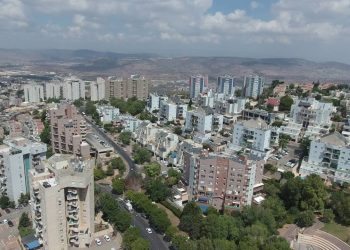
[29,154,95,250]
[105,75,149,101]
[49,103,90,158]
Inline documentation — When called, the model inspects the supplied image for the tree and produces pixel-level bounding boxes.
[166,168,182,186]
[113,210,132,232]
[300,137,311,157]
[235,89,242,97]
[146,178,171,202]
[330,191,350,225]
[40,122,51,144]
[110,157,126,174]
[18,193,30,206]
[73,99,84,107]
[264,164,277,173]
[94,166,106,181]
[279,134,291,149]
[123,227,141,250]
[173,127,182,135]
[105,165,114,176]
[0,195,11,209]
[144,162,161,178]
[119,132,132,145]
[188,99,193,109]
[279,95,294,112]
[322,209,335,223]
[130,238,150,250]
[271,120,283,127]
[295,210,315,227]
[262,236,290,250]
[112,178,125,195]
[132,145,152,164]
[179,202,203,239]
[262,197,287,227]
[19,212,31,228]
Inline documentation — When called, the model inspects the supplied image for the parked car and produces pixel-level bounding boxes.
[104,235,111,242]
[8,220,13,227]
[4,208,11,214]
[95,238,102,246]
[146,228,152,234]
[2,219,8,224]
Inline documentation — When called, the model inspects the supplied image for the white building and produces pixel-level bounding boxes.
[279,122,303,142]
[29,154,94,249]
[45,81,64,100]
[290,98,334,127]
[184,108,223,134]
[215,97,246,115]
[217,75,235,95]
[0,137,47,204]
[97,106,120,123]
[342,119,350,143]
[90,78,106,101]
[300,132,350,183]
[24,84,44,103]
[147,93,168,113]
[232,118,272,153]
[189,75,208,99]
[243,75,264,99]
[160,101,177,121]
[63,77,85,100]
[118,115,143,133]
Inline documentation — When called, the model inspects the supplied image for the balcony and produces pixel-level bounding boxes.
[66,195,78,201]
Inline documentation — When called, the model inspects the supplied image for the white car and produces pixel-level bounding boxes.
[104,235,111,242]
[2,219,8,224]
[95,238,102,246]
[146,228,152,234]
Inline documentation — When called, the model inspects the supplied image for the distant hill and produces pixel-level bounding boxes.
[0,49,350,83]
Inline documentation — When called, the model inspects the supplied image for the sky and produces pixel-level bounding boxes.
[1,0,350,63]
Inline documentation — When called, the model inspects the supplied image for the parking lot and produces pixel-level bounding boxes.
[0,207,24,250]
[267,142,301,175]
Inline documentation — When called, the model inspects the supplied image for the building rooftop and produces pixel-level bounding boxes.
[241,118,268,130]
[319,132,348,147]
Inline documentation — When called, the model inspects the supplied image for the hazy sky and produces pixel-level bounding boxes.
[1,0,350,62]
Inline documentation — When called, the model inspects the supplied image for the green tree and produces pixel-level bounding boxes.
[322,209,335,223]
[262,236,290,250]
[119,131,132,145]
[130,238,150,250]
[300,137,311,157]
[179,202,203,239]
[330,191,350,225]
[40,122,51,144]
[113,210,132,232]
[173,127,182,135]
[144,162,161,178]
[0,195,11,209]
[132,145,152,164]
[295,210,315,227]
[19,212,31,228]
[73,99,84,107]
[146,178,171,202]
[110,157,126,173]
[105,165,114,176]
[94,166,106,180]
[262,197,287,227]
[18,193,30,206]
[166,168,182,186]
[123,227,141,250]
[279,95,294,112]
[112,178,125,195]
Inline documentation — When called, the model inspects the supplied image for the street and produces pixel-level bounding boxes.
[98,184,169,250]
[86,117,169,250]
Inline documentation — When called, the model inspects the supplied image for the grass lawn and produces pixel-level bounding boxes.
[156,203,180,226]
[321,222,350,244]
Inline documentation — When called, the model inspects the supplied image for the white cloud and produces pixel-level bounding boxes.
[0,0,27,28]
[250,1,259,9]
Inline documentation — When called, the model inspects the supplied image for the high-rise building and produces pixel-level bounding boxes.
[0,137,46,204]
[63,77,86,101]
[90,78,106,101]
[217,75,235,95]
[24,84,44,103]
[243,75,264,99]
[29,154,94,249]
[192,152,264,210]
[105,75,149,100]
[49,103,90,158]
[189,75,208,99]
[45,82,64,100]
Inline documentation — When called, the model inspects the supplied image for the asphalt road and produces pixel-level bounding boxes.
[84,117,137,175]
[98,184,169,250]
[85,117,168,250]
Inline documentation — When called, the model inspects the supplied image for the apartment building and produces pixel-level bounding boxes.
[29,154,94,249]
[215,97,246,115]
[49,103,90,158]
[105,75,149,101]
[96,105,120,123]
[45,81,64,100]
[232,118,272,153]
[160,101,177,122]
[243,75,264,99]
[192,152,264,210]
[189,75,208,99]
[300,132,350,183]
[24,84,44,103]
[134,122,179,159]
[0,137,46,204]
[217,75,235,95]
[63,77,86,101]
[242,109,277,124]
[184,108,223,134]
[89,78,106,101]
[290,97,334,128]
[342,118,350,142]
